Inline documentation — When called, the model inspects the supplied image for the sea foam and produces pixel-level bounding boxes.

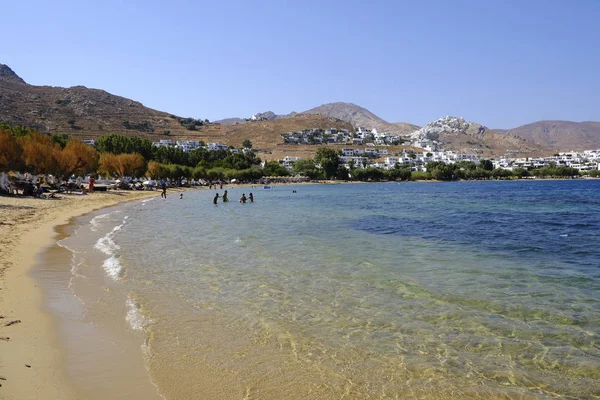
[126,294,151,331]
[102,255,123,280]
[90,213,111,232]
[94,217,128,280]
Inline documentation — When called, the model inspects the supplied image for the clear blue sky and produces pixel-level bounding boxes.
[2,0,599,128]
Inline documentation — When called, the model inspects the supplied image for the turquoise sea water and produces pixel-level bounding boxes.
[60,181,600,399]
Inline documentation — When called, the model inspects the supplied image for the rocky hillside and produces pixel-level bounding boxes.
[411,116,551,156]
[503,121,600,151]
[0,63,193,138]
[216,102,419,135]
[0,64,354,159]
[301,102,419,135]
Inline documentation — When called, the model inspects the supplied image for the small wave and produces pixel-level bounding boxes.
[94,218,127,255]
[90,213,111,231]
[103,255,123,280]
[141,198,155,206]
[94,234,120,256]
[126,294,151,331]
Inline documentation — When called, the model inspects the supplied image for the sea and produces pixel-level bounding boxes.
[38,180,600,399]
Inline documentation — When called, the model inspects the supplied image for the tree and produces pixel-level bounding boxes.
[94,135,155,160]
[386,166,411,181]
[146,161,168,179]
[19,132,61,175]
[98,153,146,178]
[293,159,316,175]
[242,139,253,149]
[336,165,350,180]
[263,161,290,176]
[0,130,23,172]
[155,146,189,165]
[512,168,530,178]
[479,159,494,171]
[51,134,70,149]
[57,139,98,179]
[314,147,340,179]
[430,164,455,181]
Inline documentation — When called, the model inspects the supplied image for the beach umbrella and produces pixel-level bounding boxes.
[230,179,237,183]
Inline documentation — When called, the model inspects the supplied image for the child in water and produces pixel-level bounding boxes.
[213,193,219,204]
[249,193,254,202]
[240,193,247,203]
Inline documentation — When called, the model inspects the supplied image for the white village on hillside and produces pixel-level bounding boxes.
[81,116,600,174]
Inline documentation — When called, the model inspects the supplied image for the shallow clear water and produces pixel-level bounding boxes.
[62,181,600,399]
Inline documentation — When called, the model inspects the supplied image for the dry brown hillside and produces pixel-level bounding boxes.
[0,66,192,138]
[193,114,354,150]
[0,64,353,154]
[504,121,600,151]
[303,102,419,135]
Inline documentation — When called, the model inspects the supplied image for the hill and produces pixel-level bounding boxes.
[216,102,419,135]
[410,116,551,156]
[503,121,600,151]
[0,64,352,154]
[302,102,419,135]
[0,64,196,138]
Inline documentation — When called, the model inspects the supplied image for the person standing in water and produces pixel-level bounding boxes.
[213,193,219,204]
[240,193,247,203]
[222,190,229,202]
[249,193,254,203]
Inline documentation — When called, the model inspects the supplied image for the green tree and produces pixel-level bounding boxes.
[479,159,494,171]
[242,139,253,149]
[51,133,70,149]
[314,147,339,179]
[94,135,155,160]
[263,161,290,176]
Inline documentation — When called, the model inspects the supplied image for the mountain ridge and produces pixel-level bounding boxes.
[1,63,598,154]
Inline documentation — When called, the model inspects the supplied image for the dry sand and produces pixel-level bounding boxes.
[0,190,162,399]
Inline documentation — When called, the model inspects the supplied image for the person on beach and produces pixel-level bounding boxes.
[88,176,95,193]
[220,183,223,189]
[213,193,219,204]
[161,182,167,199]
[240,193,247,203]
[222,190,228,202]
[248,192,254,202]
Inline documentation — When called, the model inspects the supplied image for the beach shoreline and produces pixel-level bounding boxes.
[0,189,165,399]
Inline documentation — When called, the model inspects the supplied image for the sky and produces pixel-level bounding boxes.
[1,0,599,128]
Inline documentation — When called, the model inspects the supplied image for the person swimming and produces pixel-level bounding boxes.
[213,193,219,204]
[248,192,254,202]
[240,193,247,203]
[180,193,183,199]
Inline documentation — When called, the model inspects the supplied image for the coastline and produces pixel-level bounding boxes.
[0,190,163,399]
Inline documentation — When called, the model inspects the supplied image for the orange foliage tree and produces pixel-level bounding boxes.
[57,139,99,179]
[0,130,24,172]
[19,132,61,175]
[98,153,146,178]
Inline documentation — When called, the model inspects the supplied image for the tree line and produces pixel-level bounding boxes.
[1,128,596,186]
[0,131,265,184]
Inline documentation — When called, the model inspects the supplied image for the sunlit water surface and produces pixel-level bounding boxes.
[61,181,600,399]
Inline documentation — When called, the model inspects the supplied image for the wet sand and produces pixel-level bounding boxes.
[0,190,162,399]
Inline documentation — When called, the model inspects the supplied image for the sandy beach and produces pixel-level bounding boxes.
[0,189,163,400]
